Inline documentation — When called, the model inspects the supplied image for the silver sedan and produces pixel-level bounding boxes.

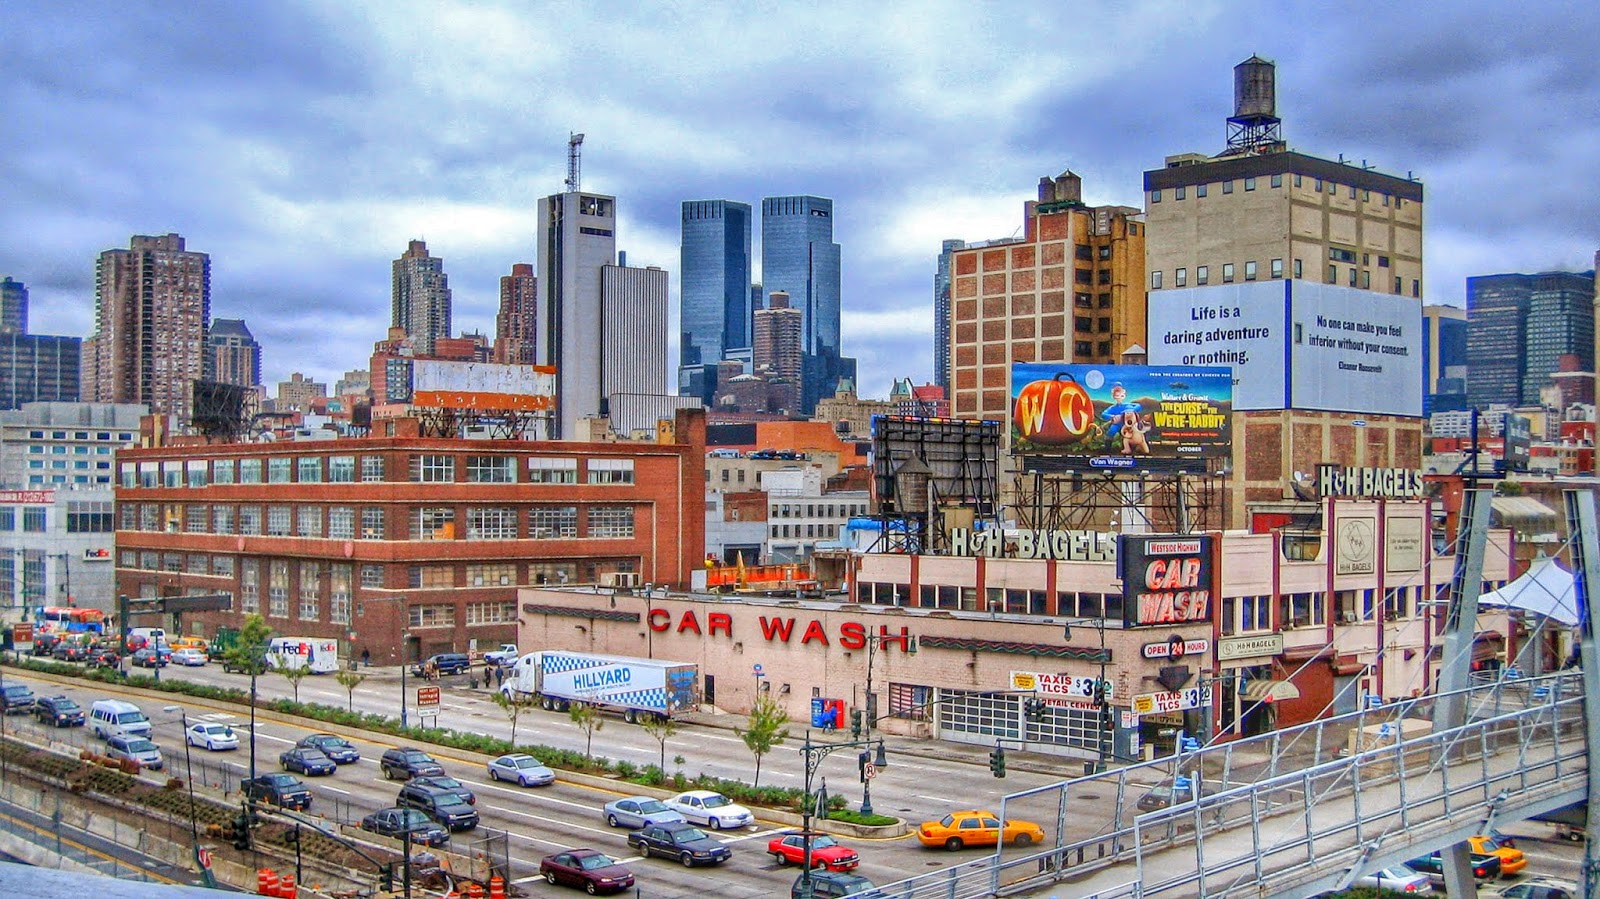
[602,795,685,829]
[486,753,555,786]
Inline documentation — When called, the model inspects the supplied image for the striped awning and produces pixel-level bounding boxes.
[1490,496,1559,526]
[1241,679,1301,703]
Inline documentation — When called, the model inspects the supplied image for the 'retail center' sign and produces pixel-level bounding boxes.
[1119,535,1215,628]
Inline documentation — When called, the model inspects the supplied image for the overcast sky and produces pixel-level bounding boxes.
[3,2,1597,400]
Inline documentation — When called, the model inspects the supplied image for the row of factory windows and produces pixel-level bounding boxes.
[119,502,636,540]
[121,455,635,488]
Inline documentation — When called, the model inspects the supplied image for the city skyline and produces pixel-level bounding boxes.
[2,3,1597,399]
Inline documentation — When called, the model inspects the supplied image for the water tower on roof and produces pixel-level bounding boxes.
[1225,55,1284,156]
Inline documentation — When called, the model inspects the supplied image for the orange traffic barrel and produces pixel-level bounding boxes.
[466,883,485,899]
[258,869,279,896]
[488,875,505,899]
[278,872,296,898]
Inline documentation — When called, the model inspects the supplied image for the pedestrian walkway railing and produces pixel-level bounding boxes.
[864,670,1581,899]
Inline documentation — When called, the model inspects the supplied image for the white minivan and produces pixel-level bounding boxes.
[90,699,151,740]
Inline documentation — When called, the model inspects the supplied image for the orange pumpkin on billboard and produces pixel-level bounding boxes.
[1014,373,1095,444]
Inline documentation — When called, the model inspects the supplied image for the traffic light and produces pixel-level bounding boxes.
[230,812,251,851]
[850,709,864,739]
[379,863,394,892]
[1091,681,1107,706]
[1023,698,1046,722]
[988,746,1007,778]
[857,749,870,783]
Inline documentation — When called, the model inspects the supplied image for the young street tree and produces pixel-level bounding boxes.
[221,613,273,779]
[493,689,534,747]
[334,668,367,713]
[640,713,679,777]
[568,701,604,761]
[737,695,791,787]
[276,661,311,704]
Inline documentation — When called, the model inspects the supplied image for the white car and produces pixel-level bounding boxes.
[186,722,240,751]
[664,790,754,830]
[1356,866,1433,894]
[171,648,208,666]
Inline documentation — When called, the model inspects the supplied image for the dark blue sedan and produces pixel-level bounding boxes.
[279,746,338,776]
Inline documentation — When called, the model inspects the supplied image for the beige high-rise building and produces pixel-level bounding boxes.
[392,240,452,356]
[754,291,804,414]
[83,233,210,422]
[949,170,1146,426]
[1143,57,1427,525]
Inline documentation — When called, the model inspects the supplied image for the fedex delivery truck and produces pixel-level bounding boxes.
[266,637,340,674]
[500,650,698,722]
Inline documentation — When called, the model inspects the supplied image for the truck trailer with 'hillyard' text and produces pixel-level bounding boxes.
[500,651,698,722]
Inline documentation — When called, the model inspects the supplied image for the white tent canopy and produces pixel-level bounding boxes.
[1476,555,1581,627]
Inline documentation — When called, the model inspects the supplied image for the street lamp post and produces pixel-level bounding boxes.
[165,706,218,889]
[1062,617,1112,774]
[796,731,886,899]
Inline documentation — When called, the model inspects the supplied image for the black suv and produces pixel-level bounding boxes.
[380,747,445,780]
[413,653,471,676]
[33,695,85,727]
[0,684,35,715]
[242,773,313,811]
[396,781,479,831]
[360,807,450,847]
[792,872,884,899]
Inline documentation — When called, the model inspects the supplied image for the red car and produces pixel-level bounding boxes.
[768,832,861,871]
[539,849,634,894]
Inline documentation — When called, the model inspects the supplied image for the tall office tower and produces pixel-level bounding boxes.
[84,233,210,421]
[1,276,26,335]
[601,264,669,400]
[537,188,670,437]
[1421,305,1468,414]
[391,240,452,356]
[949,171,1145,425]
[207,318,262,388]
[1466,270,1596,409]
[761,195,846,412]
[0,276,82,410]
[679,200,753,403]
[933,240,965,394]
[754,291,804,413]
[1141,57,1428,526]
[494,263,538,365]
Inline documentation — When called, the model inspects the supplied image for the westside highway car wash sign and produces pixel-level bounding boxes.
[1118,534,1215,628]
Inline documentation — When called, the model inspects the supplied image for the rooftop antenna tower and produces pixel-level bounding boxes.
[565,132,585,192]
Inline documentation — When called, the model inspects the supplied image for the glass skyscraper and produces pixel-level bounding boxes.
[933,239,965,395]
[761,195,844,411]
[1466,270,1595,409]
[679,200,752,401]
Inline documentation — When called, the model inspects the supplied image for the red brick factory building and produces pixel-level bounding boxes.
[112,410,706,663]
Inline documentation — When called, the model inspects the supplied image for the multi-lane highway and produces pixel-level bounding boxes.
[3,664,1083,897]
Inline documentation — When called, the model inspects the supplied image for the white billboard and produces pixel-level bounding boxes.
[1148,281,1422,416]
[1148,283,1286,410]
[1288,282,1422,416]
[411,360,556,412]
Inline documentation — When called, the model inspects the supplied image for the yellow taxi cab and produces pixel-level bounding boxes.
[168,636,209,653]
[916,810,1045,851]
[1467,834,1526,876]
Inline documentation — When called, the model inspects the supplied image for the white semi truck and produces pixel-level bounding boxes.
[500,650,699,722]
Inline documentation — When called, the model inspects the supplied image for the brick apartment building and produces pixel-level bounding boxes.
[113,410,706,661]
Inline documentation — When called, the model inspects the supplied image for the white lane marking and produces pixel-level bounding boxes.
[915,794,961,803]
[720,827,787,844]
[319,786,350,795]
[494,804,617,838]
